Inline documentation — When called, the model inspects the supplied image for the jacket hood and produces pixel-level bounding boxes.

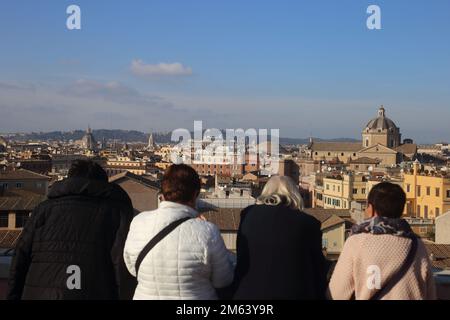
[48,177,131,204]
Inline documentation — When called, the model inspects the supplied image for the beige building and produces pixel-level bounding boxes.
[304,208,347,255]
[0,168,50,195]
[311,142,361,163]
[310,106,416,167]
[362,106,401,149]
[436,211,450,244]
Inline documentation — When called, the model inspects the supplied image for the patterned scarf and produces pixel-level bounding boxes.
[351,216,416,239]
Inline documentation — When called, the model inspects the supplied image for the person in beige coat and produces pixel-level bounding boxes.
[328,182,436,300]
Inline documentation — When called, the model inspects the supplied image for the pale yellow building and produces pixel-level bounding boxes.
[106,156,148,176]
[154,145,173,162]
[403,161,450,219]
[154,161,172,171]
[322,173,367,209]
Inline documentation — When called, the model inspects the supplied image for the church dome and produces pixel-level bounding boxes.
[364,106,398,131]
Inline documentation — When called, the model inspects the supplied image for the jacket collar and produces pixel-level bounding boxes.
[48,177,131,205]
[159,201,199,218]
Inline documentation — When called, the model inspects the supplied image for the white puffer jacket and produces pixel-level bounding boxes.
[124,201,234,300]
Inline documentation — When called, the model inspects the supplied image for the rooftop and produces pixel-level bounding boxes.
[0,230,22,249]
[109,171,160,190]
[311,142,362,152]
[200,208,242,232]
[0,168,51,181]
[304,208,347,230]
[0,189,46,211]
[424,241,450,271]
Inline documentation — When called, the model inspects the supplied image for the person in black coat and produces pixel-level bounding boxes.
[7,160,136,300]
[232,176,329,300]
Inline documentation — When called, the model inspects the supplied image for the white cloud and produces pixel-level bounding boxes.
[130,60,193,77]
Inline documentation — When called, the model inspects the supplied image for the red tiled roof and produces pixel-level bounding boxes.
[424,241,450,270]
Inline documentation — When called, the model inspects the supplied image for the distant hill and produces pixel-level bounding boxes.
[7,130,359,145]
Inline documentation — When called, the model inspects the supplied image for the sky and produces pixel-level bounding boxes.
[0,0,449,143]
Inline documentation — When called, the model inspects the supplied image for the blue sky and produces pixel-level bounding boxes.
[0,0,449,143]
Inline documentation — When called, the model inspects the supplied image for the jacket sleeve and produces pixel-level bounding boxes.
[229,210,249,292]
[310,219,329,299]
[327,236,356,300]
[110,201,137,300]
[7,208,38,300]
[207,224,234,289]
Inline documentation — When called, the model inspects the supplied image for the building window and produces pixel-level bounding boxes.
[337,186,340,192]
[417,186,421,197]
[16,183,24,189]
[365,139,369,147]
[362,188,366,195]
[353,188,358,194]
[328,152,331,156]
[0,213,8,228]
[333,185,335,191]
[326,184,329,190]
[436,188,440,197]
[426,187,431,196]
[417,205,421,216]
[424,206,428,218]
[341,153,344,156]
[406,184,411,193]
[447,190,450,198]
[436,208,440,217]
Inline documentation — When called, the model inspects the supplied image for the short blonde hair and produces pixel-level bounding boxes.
[257,175,304,210]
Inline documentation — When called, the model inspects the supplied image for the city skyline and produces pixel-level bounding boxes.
[1,1,450,143]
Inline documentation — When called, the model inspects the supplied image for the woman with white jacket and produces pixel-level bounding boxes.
[123,164,234,300]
